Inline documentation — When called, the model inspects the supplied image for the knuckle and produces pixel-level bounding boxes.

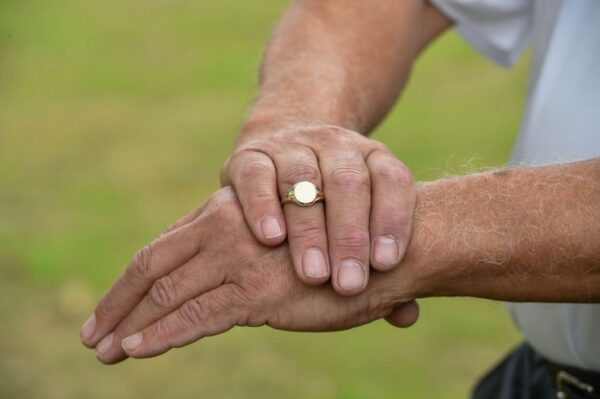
[329,166,370,191]
[321,125,346,137]
[282,163,320,186]
[202,187,242,222]
[238,158,273,180]
[226,283,251,305]
[363,295,391,321]
[370,141,390,153]
[371,162,395,181]
[369,152,396,177]
[148,276,177,309]
[319,125,365,146]
[393,161,415,187]
[131,244,154,280]
[370,154,414,187]
[288,219,324,244]
[377,215,411,235]
[153,318,172,343]
[233,139,274,156]
[209,187,239,209]
[345,294,391,326]
[248,188,277,210]
[178,298,210,326]
[333,227,370,254]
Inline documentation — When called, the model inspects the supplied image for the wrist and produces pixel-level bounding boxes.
[377,180,472,304]
[239,116,328,145]
[238,109,361,148]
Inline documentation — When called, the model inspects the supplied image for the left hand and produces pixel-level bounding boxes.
[222,125,417,295]
[80,188,421,364]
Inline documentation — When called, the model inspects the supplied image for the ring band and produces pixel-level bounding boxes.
[282,181,324,207]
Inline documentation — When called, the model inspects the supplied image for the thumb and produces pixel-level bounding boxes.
[385,300,420,328]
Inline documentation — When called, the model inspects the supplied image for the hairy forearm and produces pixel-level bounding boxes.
[398,159,600,303]
[238,0,451,145]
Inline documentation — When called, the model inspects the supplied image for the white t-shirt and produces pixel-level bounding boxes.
[429,0,600,370]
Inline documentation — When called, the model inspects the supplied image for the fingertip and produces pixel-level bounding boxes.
[121,332,143,353]
[79,314,99,348]
[80,338,95,349]
[95,352,127,366]
[257,216,286,244]
[371,236,401,271]
[80,334,96,349]
[83,330,104,349]
[80,314,95,337]
[333,260,368,296]
[95,353,110,365]
[298,247,330,284]
[385,300,420,328]
[94,333,118,364]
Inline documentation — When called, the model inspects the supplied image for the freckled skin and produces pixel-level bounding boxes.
[493,169,512,177]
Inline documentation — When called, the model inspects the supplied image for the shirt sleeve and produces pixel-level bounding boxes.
[429,0,533,67]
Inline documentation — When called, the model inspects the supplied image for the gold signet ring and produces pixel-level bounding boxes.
[282,181,324,207]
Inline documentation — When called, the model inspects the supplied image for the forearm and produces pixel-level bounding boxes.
[238,0,451,146]
[399,159,600,303]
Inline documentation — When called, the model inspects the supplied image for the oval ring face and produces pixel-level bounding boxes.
[293,181,318,205]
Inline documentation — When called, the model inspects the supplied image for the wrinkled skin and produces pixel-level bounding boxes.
[81,188,419,364]
[224,125,417,295]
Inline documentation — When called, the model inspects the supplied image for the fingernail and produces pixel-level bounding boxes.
[122,332,143,352]
[260,216,283,239]
[302,248,328,278]
[80,314,96,341]
[95,333,113,356]
[374,236,400,267]
[338,259,365,291]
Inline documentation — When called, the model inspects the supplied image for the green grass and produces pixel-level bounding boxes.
[0,0,527,397]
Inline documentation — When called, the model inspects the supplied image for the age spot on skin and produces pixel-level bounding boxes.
[493,169,511,178]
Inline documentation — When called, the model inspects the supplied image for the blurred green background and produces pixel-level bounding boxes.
[0,0,529,398]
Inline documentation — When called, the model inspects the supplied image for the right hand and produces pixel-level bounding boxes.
[222,125,417,296]
[82,188,421,364]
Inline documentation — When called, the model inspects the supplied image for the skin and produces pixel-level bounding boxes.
[224,126,416,294]
[81,159,600,363]
[222,0,452,295]
[79,0,600,365]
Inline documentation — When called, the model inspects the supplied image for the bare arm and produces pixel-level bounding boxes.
[238,0,452,144]
[84,159,600,363]
[405,158,600,302]
[223,0,452,294]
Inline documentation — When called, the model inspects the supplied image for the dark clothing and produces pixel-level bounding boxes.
[473,343,600,399]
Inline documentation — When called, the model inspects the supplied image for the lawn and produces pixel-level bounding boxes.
[0,1,528,398]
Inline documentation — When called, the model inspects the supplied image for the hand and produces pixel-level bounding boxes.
[80,188,420,364]
[222,125,417,295]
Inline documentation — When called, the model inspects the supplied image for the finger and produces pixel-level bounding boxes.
[366,150,416,271]
[320,150,371,295]
[275,147,330,284]
[385,300,420,328]
[160,201,209,236]
[121,284,246,359]
[228,150,286,245]
[94,254,226,364]
[80,219,206,348]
